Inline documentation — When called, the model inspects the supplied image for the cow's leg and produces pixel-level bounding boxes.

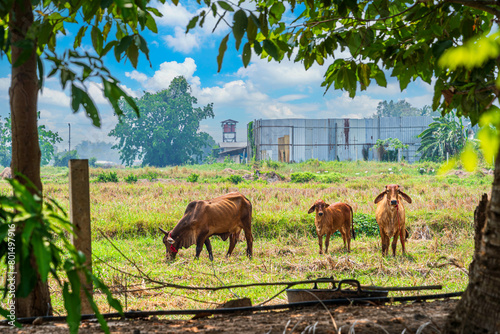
[318,235,323,254]
[242,226,253,258]
[339,228,347,250]
[343,229,351,253]
[195,232,209,259]
[325,233,331,253]
[391,234,398,256]
[204,238,214,261]
[399,227,406,255]
[380,233,389,256]
[226,233,238,258]
[241,208,253,258]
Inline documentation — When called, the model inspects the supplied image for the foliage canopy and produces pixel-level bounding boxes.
[109,76,215,167]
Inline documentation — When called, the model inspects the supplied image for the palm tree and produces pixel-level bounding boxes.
[417,113,467,162]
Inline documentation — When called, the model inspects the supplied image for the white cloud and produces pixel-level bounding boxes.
[156,1,230,53]
[163,27,200,53]
[125,70,148,83]
[278,94,308,102]
[128,58,200,92]
[156,2,193,27]
[236,57,323,90]
[324,92,381,118]
[406,94,433,109]
[39,87,71,107]
[365,82,401,96]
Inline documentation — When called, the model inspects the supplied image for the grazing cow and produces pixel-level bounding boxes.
[159,192,253,261]
[308,200,355,254]
[374,184,412,256]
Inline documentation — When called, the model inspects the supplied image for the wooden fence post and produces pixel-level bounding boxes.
[69,159,93,314]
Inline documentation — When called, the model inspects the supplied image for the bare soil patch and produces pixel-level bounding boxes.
[3,299,457,333]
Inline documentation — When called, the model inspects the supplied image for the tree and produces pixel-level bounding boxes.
[0,116,63,167]
[373,100,420,118]
[109,76,215,167]
[373,137,409,162]
[417,113,467,162]
[1,0,162,320]
[188,0,500,331]
[53,150,80,167]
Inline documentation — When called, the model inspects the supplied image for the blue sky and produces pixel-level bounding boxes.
[0,1,435,151]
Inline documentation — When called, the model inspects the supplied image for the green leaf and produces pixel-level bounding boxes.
[263,39,279,59]
[438,157,457,175]
[253,41,262,55]
[102,78,140,118]
[246,15,258,42]
[186,16,199,32]
[71,84,84,113]
[357,63,371,89]
[232,10,247,51]
[242,42,251,67]
[63,282,81,334]
[91,26,104,55]
[102,40,118,56]
[217,1,234,11]
[460,142,478,172]
[115,35,133,62]
[217,34,229,72]
[32,238,51,282]
[137,35,150,62]
[145,12,158,33]
[126,43,139,69]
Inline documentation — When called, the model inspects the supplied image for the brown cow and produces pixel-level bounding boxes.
[159,192,253,261]
[374,184,412,256]
[308,200,355,254]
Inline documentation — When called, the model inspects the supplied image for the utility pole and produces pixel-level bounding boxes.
[68,123,71,152]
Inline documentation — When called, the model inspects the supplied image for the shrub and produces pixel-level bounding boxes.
[291,172,316,183]
[354,213,379,236]
[319,172,342,183]
[88,157,97,167]
[187,173,199,182]
[227,175,243,184]
[97,171,119,183]
[143,171,158,181]
[124,174,138,183]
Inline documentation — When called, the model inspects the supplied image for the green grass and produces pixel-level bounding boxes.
[0,160,489,317]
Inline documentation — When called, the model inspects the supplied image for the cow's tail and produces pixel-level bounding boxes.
[348,204,355,240]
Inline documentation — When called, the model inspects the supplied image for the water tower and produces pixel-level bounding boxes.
[221,119,238,142]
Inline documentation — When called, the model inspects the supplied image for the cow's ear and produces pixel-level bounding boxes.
[374,191,386,204]
[399,191,412,204]
[324,203,330,208]
[308,204,316,214]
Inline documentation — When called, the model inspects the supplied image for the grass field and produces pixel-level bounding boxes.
[0,160,492,318]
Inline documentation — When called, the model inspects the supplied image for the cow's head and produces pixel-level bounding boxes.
[159,227,178,260]
[374,184,412,206]
[308,199,330,217]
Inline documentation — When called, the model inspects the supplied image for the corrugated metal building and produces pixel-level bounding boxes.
[251,117,437,163]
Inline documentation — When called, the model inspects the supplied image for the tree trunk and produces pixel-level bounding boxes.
[443,149,500,332]
[9,0,52,317]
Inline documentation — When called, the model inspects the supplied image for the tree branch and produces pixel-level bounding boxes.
[444,0,500,17]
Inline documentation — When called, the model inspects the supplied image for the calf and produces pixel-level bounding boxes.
[308,200,355,254]
[159,192,253,261]
[374,184,412,256]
